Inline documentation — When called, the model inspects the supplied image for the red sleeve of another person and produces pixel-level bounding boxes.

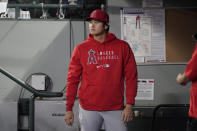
[184,44,197,81]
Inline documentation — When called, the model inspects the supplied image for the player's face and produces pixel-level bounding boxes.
[89,19,107,36]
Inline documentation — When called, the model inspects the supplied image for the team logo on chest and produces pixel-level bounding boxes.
[88,49,97,64]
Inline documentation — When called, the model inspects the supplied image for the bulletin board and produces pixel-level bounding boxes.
[121,8,166,63]
[121,8,197,63]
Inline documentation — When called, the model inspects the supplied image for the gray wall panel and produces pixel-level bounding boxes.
[136,63,190,106]
[0,21,72,100]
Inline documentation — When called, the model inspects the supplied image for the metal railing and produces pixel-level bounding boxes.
[0,67,63,131]
[6,3,83,19]
[1,2,107,20]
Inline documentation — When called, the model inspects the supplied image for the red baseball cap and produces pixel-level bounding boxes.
[86,9,109,23]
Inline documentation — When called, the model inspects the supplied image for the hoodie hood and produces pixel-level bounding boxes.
[87,32,117,44]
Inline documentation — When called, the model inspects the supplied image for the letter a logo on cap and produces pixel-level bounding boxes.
[93,10,97,18]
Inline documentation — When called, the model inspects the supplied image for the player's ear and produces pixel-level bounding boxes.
[104,24,108,30]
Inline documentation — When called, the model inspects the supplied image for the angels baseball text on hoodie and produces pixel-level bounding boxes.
[66,33,137,111]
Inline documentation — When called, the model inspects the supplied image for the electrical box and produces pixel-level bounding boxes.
[31,75,46,90]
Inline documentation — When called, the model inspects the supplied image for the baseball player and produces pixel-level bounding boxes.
[64,9,138,131]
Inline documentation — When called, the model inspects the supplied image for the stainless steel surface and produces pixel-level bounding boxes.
[0,101,17,131]
[35,100,80,131]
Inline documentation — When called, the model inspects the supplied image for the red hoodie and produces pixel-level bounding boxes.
[184,44,197,118]
[66,33,137,111]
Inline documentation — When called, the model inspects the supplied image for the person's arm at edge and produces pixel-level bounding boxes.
[122,42,138,123]
[184,46,197,82]
[64,46,82,126]
[177,46,197,86]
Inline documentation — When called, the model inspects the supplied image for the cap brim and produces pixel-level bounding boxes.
[85,17,93,21]
[85,17,105,23]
